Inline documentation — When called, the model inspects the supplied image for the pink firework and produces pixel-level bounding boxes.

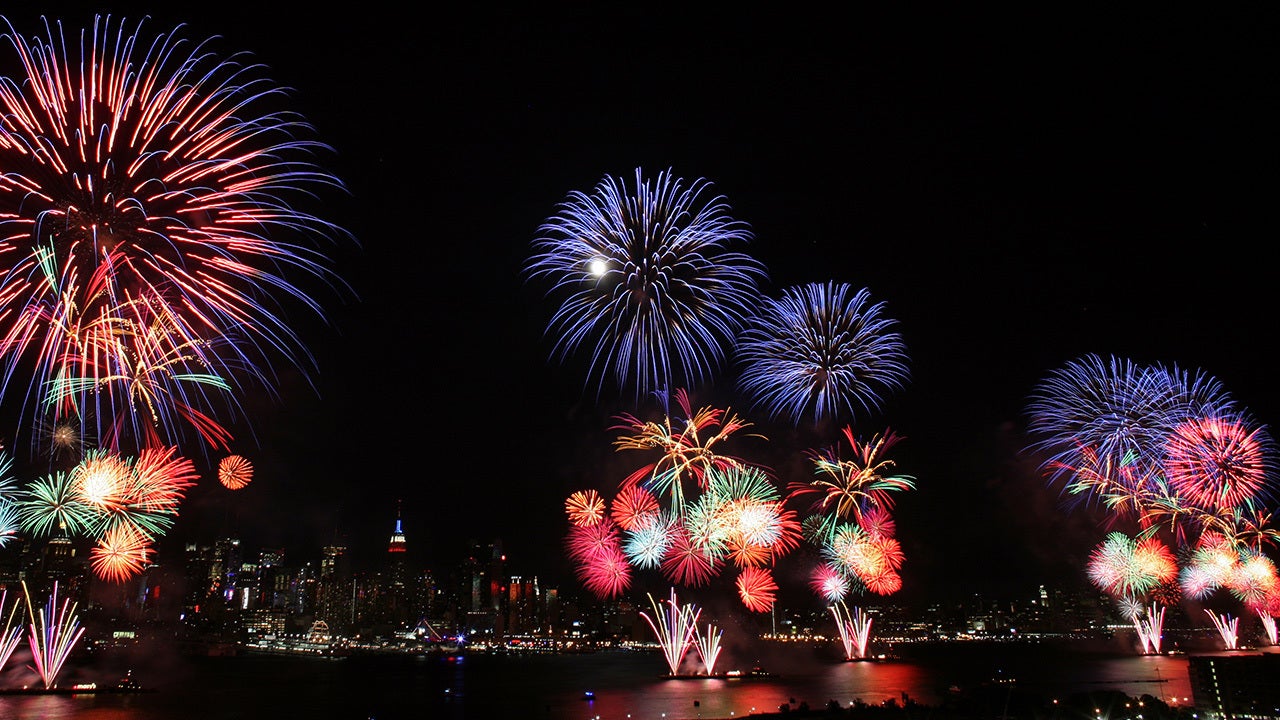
[578,544,633,599]
[1164,416,1271,511]
[1229,551,1279,608]
[661,527,722,587]
[610,485,660,531]
[735,566,778,613]
[565,516,621,564]
[565,490,606,527]
[810,563,851,603]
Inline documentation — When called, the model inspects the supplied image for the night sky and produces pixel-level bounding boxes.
[4,6,1277,607]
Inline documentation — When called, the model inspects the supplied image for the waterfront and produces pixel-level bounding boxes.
[0,639,1205,720]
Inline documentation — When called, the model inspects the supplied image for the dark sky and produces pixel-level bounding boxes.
[5,6,1277,606]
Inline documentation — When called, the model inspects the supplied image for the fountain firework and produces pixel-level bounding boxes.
[830,601,872,660]
[640,588,699,676]
[23,581,85,688]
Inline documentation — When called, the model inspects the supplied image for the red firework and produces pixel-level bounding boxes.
[218,455,254,490]
[735,566,778,612]
[610,485,660,531]
[660,528,721,587]
[1164,416,1270,511]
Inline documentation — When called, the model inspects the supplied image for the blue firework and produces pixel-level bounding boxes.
[1024,354,1236,487]
[735,282,909,426]
[0,15,352,459]
[525,168,766,401]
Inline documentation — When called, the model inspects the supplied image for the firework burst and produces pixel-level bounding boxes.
[0,14,352,459]
[525,168,765,400]
[737,282,909,426]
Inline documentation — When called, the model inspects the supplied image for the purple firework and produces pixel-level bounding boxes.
[525,168,766,402]
[736,282,908,426]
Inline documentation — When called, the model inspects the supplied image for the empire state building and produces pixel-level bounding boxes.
[385,501,410,625]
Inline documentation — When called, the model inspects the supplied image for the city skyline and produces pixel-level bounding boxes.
[0,5,1276,619]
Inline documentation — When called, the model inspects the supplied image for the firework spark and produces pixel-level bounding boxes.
[1163,415,1274,512]
[23,581,85,688]
[218,455,254,491]
[0,14,352,458]
[525,168,765,400]
[830,601,872,660]
[737,282,909,426]
[640,588,700,676]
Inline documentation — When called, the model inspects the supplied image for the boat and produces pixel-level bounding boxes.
[0,672,152,695]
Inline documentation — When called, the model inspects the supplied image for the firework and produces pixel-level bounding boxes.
[623,511,676,569]
[830,601,872,660]
[737,282,909,426]
[660,526,722,587]
[790,427,915,526]
[640,588,700,676]
[218,455,255,491]
[13,471,94,537]
[693,622,724,676]
[90,524,152,583]
[1204,610,1239,650]
[811,563,852,603]
[1259,608,1278,646]
[1025,355,1235,492]
[525,168,765,400]
[734,565,777,613]
[0,15,351,457]
[1163,415,1274,512]
[0,589,21,673]
[610,485,660,530]
[612,388,759,511]
[23,581,85,689]
[1086,532,1177,598]
[565,489,606,527]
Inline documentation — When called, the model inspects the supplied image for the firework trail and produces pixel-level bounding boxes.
[0,14,352,459]
[737,282,909,427]
[830,601,872,660]
[640,588,700,676]
[1259,608,1278,645]
[525,168,765,401]
[1204,610,1239,650]
[693,621,724,676]
[23,580,85,688]
[0,589,21,673]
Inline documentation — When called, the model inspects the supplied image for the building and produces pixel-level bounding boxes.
[1187,651,1280,719]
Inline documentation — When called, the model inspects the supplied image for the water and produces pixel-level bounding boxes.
[0,641,1196,720]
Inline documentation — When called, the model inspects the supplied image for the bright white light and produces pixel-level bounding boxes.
[588,258,607,276]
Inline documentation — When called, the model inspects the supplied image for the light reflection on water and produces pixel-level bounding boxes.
[0,642,1199,720]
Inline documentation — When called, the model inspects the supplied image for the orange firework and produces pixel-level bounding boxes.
[90,525,152,583]
[218,455,254,490]
[72,450,132,510]
[565,489,606,527]
[610,485,660,531]
[735,566,778,613]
